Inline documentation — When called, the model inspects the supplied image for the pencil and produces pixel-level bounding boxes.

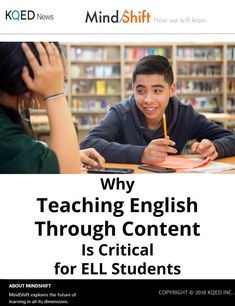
[163,113,168,138]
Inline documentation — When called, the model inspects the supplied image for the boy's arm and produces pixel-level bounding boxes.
[190,107,235,158]
[80,109,145,163]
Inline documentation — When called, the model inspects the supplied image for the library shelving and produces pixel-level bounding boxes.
[227,45,235,109]
[226,44,235,131]
[67,44,122,140]
[176,44,224,113]
[31,43,235,140]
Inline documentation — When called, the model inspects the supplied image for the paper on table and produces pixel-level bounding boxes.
[155,156,211,169]
[184,160,235,173]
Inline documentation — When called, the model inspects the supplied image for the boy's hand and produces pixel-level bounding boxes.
[191,139,218,160]
[142,138,177,165]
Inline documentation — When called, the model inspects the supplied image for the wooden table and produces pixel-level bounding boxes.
[201,112,235,122]
[83,155,235,174]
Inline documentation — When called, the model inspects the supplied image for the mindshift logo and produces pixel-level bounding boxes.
[85,9,151,23]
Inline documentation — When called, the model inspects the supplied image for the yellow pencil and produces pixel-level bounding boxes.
[163,113,168,138]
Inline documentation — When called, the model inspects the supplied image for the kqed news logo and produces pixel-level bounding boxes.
[5,9,54,21]
[85,9,151,23]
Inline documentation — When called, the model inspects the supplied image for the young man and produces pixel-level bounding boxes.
[80,55,235,164]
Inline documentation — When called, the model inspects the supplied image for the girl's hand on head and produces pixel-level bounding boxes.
[21,42,64,100]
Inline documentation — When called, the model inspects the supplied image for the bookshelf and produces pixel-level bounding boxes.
[226,44,235,131]
[68,44,122,140]
[31,43,235,140]
[176,44,224,113]
[227,45,235,109]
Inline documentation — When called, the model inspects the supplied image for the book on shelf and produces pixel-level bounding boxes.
[125,47,147,60]
[78,115,101,127]
[177,80,221,93]
[227,80,235,92]
[112,64,120,76]
[227,47,235,60]
[84,65,94,77]
[71,65,81,77]
[125,46,171,61]
[149,47,168,57]
[227,63,235,76]
[95,66,104,78]
[93,65,120,78]
[125,81,132,91]
[72,98,110,111]
[177,63,222,76]
[95,65,113,78]
[227,97,235,110]
[71,98,80,110]
[179,96,222,112]
[106,84,116,94]
[177,47,222,60]
[96,80,106,94]
[72,80,95,94]
[125,63,135,76]
[103,46,120,61]
[103,65,113,78]
[72,47,103,61]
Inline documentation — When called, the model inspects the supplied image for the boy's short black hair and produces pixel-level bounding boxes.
[132,55,174,86]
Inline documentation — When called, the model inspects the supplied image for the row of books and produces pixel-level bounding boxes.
[71,98,110,111]
[70,45,235,62]
[177,47,222,60]
[72,80,120,95]
[124,79,223,94]
[71,64,120,78]
[124,63,135,76]
[125,81,133,92]
[71,95,232,112]
[71,63,235,78]
[228,97,235,109]
[71,47,120,61]
[180,97,222,111]
[177,80,221,93]
[227,47,235,60]
[177,64,221,76]
[71,79,231,96]
[227,64,235,76]
[32,123,49,132]
[227,80,235,92]
[124,47,171,61]
[77,115,101,128]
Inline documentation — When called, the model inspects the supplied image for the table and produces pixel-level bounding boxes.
[201,112,235,122]
[83,155,235,174]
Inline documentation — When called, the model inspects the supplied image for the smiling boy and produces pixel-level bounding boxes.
[80,55,235,164]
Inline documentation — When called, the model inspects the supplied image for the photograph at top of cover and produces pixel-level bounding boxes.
[1,41,235,174]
